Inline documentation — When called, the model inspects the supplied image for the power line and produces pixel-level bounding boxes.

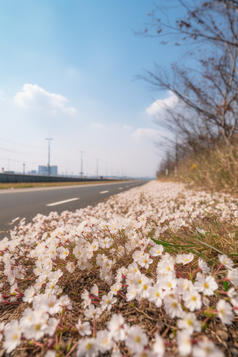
[0,137,45,149]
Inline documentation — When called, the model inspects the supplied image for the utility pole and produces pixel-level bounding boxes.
[96,159,99,178]
[79,151,84,178]
[23,163,25,174]
[45,138,53,176]
[105,162,107,177]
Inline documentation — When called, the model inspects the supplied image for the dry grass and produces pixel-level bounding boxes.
[159,143,238,193]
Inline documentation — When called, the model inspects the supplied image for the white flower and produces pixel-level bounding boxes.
[231,296,238,315]
[176,253,194,265]
[148,284,163,307]
[99,237,112,249]
[66,261,75,273]
[140,277,152,299]
[59,247,69,260]
[132,272,146,289]
[198,258,210,274]
[177,312,201,334]
[216,299,234,325]
[76,338,99,357]
[96,329,113,353]
[91,284,99,296]
[138,253,153,269]
[176,278,194,294]
[164,297,183,318]
[177,331,192,356]
[75,318,91,336]
[3,319,21,353]
[150,244,164,257]
[107,314,127,341]
[96,254,108,266]
[84,305,102,320]
[45,318,59,336]
[81,289,91,308]
[20,308,37,328]
[132,250,143,262]
[42,295,61,315]
[227,287,237,299]
[125,325,148,354]
[152,333,164,357]
[227,268,238,285]
[100,292,117,311]
[126,284,137,301]
[193,337,224,357]
[160,274,177,291]
[183,289,202,311]
[59,295,72,310]
[22,286,36,303]
[110,282,122,296]
[128,262,139,274]
[219,255,234,270]
[22,315,47,341]
[194,273,218,296]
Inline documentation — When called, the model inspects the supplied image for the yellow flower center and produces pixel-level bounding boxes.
[34,324,41,331]
[86,343,92,350]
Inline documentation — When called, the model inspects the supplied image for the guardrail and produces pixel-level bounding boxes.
[0,173,117,183]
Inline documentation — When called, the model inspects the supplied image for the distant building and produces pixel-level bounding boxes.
[50,166,58,176]
[30,170,37,175]
[38,165,58,176]
[38,166,48,175]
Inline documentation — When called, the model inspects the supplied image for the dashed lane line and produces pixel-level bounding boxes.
[46,198,79,206]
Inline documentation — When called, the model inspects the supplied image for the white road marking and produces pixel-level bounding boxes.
[100,191,109,194]
[126,185,129,187]
[47,198,79,206]
[118,187,122,190]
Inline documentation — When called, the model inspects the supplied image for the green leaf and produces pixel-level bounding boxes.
[223,281,229,291]
[151,238,194,249]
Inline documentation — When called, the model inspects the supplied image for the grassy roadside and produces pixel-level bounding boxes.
[0,180,129,190]
[158,144,238,194]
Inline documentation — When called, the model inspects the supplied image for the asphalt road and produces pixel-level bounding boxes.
[0,180,147,239]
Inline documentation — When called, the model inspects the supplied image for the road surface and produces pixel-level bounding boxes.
[0,180,147,239]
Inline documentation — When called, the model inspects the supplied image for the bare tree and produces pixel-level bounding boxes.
[140,0,238,150]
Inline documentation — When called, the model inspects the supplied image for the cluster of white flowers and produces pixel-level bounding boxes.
[0,181,237,356]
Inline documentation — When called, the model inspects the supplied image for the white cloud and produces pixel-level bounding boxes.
[146,91,178,117]
[123,125,133,130]
[14,84,76,115]
[132,128,162,139]
[90,123,106,129]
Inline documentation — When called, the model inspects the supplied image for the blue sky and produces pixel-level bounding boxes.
[0,0,183,177]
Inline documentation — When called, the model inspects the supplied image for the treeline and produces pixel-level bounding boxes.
[142,0,238,186]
